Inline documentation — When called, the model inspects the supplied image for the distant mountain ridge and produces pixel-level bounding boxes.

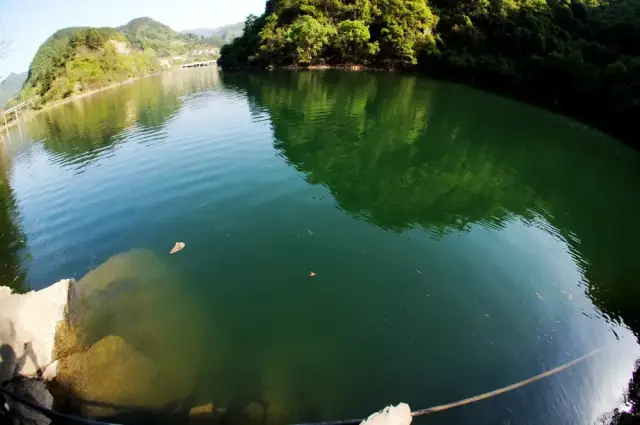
[0,72,27,107]
[181,22,244,44]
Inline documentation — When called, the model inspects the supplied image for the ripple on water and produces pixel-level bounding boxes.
[4,69,640,425]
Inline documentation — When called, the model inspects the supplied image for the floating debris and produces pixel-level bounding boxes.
[416,269,422,275]
[308,271,317,278]
[170,242,185,254]
[536,292,543,300]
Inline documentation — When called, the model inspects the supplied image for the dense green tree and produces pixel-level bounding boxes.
[289,15,336,64]
[335,20,378,62]
[219,15,267,68]
[372,0,439,66]
[220,0,640,146]
[85,28,106,50]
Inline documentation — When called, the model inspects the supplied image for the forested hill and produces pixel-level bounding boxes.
[118,17,202,56]
[219,0,640,146]
[20,17,219,107]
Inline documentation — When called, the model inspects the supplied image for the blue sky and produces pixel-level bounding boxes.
[0,0,265,76]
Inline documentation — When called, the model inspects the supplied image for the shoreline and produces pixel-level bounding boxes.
[222,63,633,146]
[39,74,155,113]
[0,65,215,135]
[279,63,376,71]
[0,71,166,134]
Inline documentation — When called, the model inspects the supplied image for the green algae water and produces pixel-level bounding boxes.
[2,68,640,425]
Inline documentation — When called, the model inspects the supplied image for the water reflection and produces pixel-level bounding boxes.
[224,71,549,235]
[0,67,638,424]
[26,69,221,168]
[223,70,640,339]
[0,145,28,293]
[224,72,640,420]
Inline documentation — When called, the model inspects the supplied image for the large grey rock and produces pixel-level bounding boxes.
[1,249,204,420]
[0,280,72,381]
[2,377,53,425]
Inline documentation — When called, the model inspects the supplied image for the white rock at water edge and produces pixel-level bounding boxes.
[0,279,73,381]
[360,403,412,425]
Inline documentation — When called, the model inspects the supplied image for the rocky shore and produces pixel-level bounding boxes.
[1,250,202,422]
[0,249,412,425]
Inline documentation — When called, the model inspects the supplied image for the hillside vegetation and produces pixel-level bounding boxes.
[20,17,218,106]
[219,0,640,145]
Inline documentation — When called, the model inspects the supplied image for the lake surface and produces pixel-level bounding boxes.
[2,68,640,425]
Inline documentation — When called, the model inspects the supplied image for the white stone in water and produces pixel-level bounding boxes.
[0,279,72,381]
[170,241,185,254]
[360,403,412,425]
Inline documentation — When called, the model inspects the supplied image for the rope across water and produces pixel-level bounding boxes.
[292,346,606,425]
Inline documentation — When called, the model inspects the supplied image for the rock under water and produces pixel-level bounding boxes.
[52,249,204,418]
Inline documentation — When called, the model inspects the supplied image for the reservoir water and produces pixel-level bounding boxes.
[1,68,640,425]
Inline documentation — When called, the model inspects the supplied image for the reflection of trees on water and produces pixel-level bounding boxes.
[0,149,28,293]
[0,69,221,293]
[225,71,552,236]
[26,69,221,168]
[223,70,640,324]
[135,77,183,129]
[223,70,640,419]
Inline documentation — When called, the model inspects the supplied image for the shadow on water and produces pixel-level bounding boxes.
[222,70,640,422]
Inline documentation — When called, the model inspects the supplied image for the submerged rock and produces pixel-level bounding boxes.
[189,402,215,418]
[53,249,204,418]
[0,249,205,420]
[56,335,173,417]
[260,336,349,425]
[243,401,265,423]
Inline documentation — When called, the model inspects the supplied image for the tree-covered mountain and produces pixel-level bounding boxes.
[181,22,244,44]
[118,17,197,56]
[0,72,27,106]
[219,0,640,147]
[20,17,219,107]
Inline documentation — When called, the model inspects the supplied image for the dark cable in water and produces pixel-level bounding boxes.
[291,346,606,425]
[0,346,605,425]
[0,384,120,425]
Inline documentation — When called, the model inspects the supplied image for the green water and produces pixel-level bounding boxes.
[2,68,640,425]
